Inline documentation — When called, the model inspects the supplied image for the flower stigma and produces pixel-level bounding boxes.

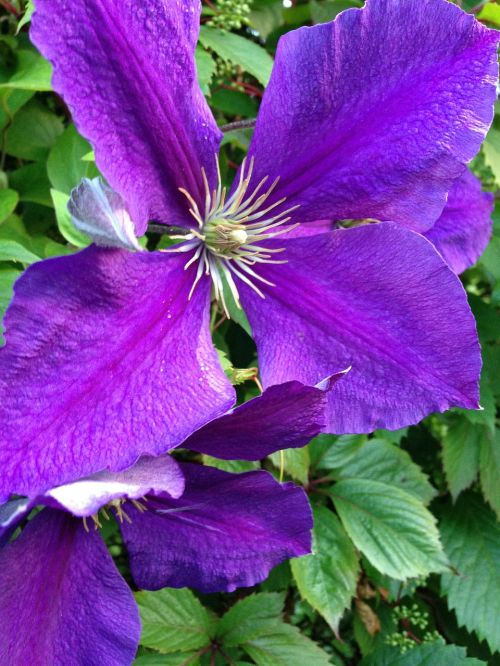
[169,155,299,317]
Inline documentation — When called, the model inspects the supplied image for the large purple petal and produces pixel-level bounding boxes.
[121,464,312,593]
[0,248,234,501]
[0,509,140,666]
[424,170,494,274]
[31,0,220,234]
[184,375,346,460]
[246,0,498,232]
[46,455,185,517]
[239,224,481,433]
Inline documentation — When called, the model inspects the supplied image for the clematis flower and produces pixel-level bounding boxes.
[0,0,497,500]
[0,385,323,664]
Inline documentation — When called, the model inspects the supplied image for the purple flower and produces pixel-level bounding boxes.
[0,0,497,499]
[0,405,318,665]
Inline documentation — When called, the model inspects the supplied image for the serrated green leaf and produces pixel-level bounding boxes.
[440,494,500,653]
[17,0,34,33]
[47,124,96,193]
[331,479,448,580]
[242,623,332,666]
[50,189,90,248]
[478,2,500,27]
[136,588,215,655]
[0,88,33,130]
[442,416,480,500]
[0,189,18,223]
[199,26,273,86]
[309,434,367,471]
[479,428,500,519]
[195,46,216,96]
[0,266,21,343]
[217,593,285,647]
[336,439,436,504]
[0,239,40,265]
[269,446,309,484]
[0,49,52,91]
[360,642,486,666]
[291,506,358,633]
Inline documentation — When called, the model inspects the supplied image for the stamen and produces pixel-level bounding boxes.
[171,154,299,316]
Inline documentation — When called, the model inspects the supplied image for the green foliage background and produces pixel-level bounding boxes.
[0,0,499,664]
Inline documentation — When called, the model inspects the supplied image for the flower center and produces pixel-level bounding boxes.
[82,497,147,532]
[171,156,299,317]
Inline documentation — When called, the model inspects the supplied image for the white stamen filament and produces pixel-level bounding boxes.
[167,155,299,316]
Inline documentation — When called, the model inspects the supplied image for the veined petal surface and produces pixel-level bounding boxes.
[184,376,345,460]
[121,464,312,593]
[425,170,494,274]
[0,509,140,666]
[0,248,234,501]
[240,225,481,433]
[246,0,498,232]
[31,0,220,233]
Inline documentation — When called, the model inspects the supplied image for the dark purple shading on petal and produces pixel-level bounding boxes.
[31,0,220,234]
[239,224,481,433]
[0,509,140,666]
[246,0,498,232]
[46,455,185,517]
[121,464,312,593]
[0,248,234,501]
[184,375,346,460]
[425,170,494,274]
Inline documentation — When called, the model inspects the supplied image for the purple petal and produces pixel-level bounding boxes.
[0,509,140,666]
[31,0,220,234]
[68,178,143,251]
[239,224,481,433]
[121,464,312,593]
[184,375,346,460]
[46,455,185,517]
[424,170,494,274]
[0,248,234,501]
[246,0,498,232]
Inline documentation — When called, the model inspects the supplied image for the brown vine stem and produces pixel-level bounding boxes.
[219,118,257,133]
[0,0,20,17]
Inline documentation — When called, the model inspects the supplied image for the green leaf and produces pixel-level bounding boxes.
[360,642,486,666]
[0,88,33,130]
[195,46,216,95]
[331,479,448,580]
[249,1,284,39]
[135,588,215,654]
[201,455,258,474]
[0,189,18,223]
[478,2,500,27]
[242,623,332,666]
[199,26,273,86]
[441,417,480,500]
[440,494,500,653]
[8,162,52,206]
[336,438,436,504]
[483,127,500,188]
[17,0,35,33]
[0,266,21,343]
[47,124,96,193]
[211,88,258,117]
[269,446,309,484]
[5,100,63,160]
[479,428,500,519]
[0,239,40,265]
[50,189,90,248]
[291,506,359,633]
[309,434,367,471]
[0,49,52,91]
[134,653,202,666]
[311,0,362,24]
[217,593,285,647]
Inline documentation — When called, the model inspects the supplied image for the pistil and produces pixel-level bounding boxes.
[169,155,299,317]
